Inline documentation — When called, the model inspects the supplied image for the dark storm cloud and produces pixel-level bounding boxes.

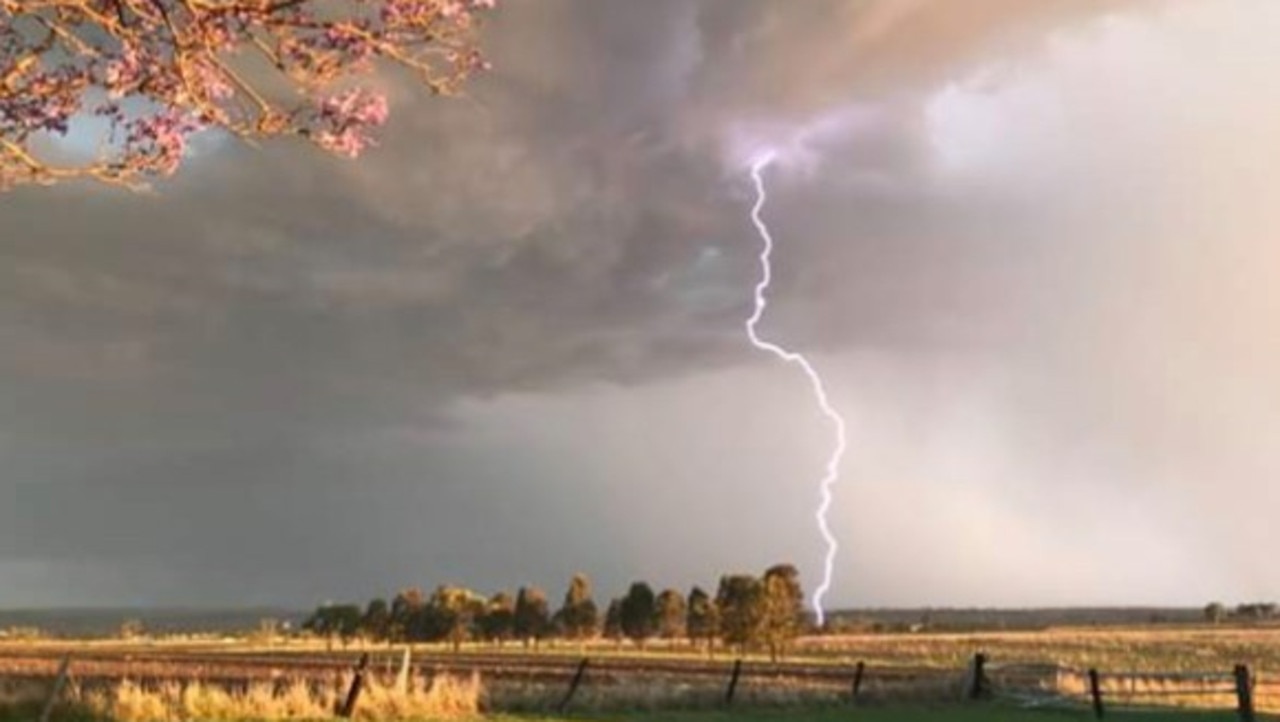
[1,0,1150,436]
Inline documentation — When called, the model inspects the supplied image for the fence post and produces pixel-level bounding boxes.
[337,653,370,718]
[724,659,743,706]
[851,660,866,705]
[1088,668,1104,720]
[38,655,72,722]
[967,653,988,700]
[1234,664,1255,722]
[394,647,411,694]
[556,658,590,712]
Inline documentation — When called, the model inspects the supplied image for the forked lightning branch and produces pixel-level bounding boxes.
[744,154,848,627]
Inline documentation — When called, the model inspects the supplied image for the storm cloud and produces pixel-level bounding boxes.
[2,0,1278,608]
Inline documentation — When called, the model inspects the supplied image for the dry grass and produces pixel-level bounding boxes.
[482,671,970,714]
[6,625,1280,719]
[793,627,1280,673]
[0,672,481,722]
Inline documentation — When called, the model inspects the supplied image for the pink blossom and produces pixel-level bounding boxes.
[0,0,496,187]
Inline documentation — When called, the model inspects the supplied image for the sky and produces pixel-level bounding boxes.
[2,0,1279,610]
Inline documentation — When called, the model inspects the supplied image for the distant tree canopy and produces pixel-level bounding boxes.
[1233,602,1278,621]
[619,581,657,649]
[760,564,804,661]
[716,575,765,655]
[360,598,391,644]
[1204,602,1226,625]
[602,598,624,643]
[513,586,551,648]
[428,585,487,651]
[655,588,686,641]
[0,1,497,190]
[686,586,718,651]
[555,573,600,641]
[389,587,425,643]
[302,563,807,654]
[302,603,361,649]
[479,592,515,645]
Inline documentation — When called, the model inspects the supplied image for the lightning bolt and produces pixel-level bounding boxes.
[745,153,847,627]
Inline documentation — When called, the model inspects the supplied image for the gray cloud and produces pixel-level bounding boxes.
[3,0,1278,608]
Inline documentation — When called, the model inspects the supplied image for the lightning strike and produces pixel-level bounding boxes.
[744,153,848,627]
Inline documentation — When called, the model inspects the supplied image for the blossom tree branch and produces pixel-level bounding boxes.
[0,0,496,190]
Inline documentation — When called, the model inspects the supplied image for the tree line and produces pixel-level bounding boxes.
[303,563,806,661]
[1203,601,1279,624]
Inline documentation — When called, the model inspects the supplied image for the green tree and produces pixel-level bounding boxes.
[760,564,804,662]
[1204,602,1226,625]
[361,598,392,645]
[715,574,764,655]
[655,588,687,642]
[302,605,334,648]
[514,586,551,649]
[303,603,362,650]
[480,592,516,646]
[389,588,426,645]
[687,586,718,654]
[603,598,624,646]
[429,585,487,652]
[619,581,657,649]
[333,604,364,648]
[557,573,600,642]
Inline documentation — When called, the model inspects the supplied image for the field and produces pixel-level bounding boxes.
[797,627,1280,672]
[2,624,1278,720]
[520,711,1247,722]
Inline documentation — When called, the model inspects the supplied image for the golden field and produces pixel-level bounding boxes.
[1,624,1278,718]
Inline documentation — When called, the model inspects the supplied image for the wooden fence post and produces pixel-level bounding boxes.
[724,659,743,706]
[337,653,370,718]
[851,660,866,705]
[1088,668,1104,720]
[556,658,590,712]
[1234,664,1255,722]
[38,655,72,722]
[967,653,988,700]
[394,647,411,694]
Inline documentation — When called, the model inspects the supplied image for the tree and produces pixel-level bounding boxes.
[428,585,486,652]
[361,598,392,644]
[619,581,657,649]
[0,1,497,190]
[303,603,362,650]
[556,573,600,642]
[602,598,624,646]
[479,592,515,646]
[655,588,686,643]
[715,574,764,655]
[686,586,718,654]
[1204,602,1226,625]
[334,604,364,648]
[389,587,425,645]
[759,564,804,662]
[1235,602,1278,621]
[513,586,551,649]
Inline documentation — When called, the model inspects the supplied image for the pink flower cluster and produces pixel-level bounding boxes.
[314,88,391,158]
[1,0,497,187]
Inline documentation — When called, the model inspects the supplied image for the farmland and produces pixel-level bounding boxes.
[1,623,1278,719]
